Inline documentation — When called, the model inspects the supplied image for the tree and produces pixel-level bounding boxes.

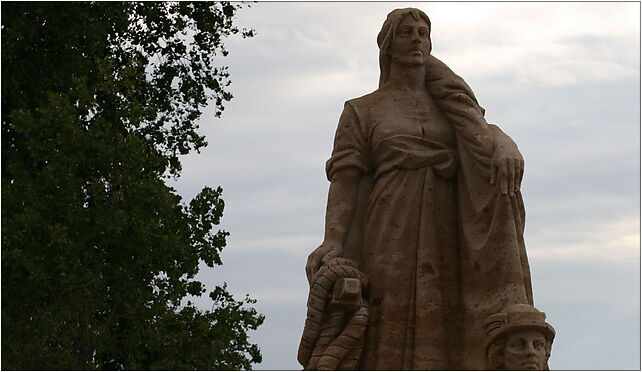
[1,2,263,369]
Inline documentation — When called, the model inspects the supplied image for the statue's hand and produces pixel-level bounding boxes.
[306,242,342,284]
[490,137,524,197]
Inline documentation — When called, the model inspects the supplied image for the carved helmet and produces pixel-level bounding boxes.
[484,304,556,348]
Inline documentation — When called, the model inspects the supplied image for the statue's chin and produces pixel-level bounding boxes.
[392,55,428,68]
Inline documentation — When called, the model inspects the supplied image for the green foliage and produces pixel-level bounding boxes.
[1,2,263,370]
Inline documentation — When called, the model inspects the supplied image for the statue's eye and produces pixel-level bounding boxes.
[399,27,411,36]
[510,341,524,350]
[418,28,428,37]
[534,342,545,350]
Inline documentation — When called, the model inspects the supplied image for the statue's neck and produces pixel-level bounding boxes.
[385,63,427,92]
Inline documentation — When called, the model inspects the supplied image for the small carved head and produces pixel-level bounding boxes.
[377,8,432,86]
[485,304,555,371]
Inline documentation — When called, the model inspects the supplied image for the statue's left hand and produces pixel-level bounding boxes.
[489,136,524,197]
[306,242,342,284]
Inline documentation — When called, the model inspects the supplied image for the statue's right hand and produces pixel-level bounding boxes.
[306,242,342,284]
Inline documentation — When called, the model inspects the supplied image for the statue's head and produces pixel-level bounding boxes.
[377,8,432,87]
[485,304,555,371]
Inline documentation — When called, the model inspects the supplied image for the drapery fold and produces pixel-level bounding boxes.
[322,54,533,369]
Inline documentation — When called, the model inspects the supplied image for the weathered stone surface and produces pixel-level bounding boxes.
[301,7,555,370]
[484,304,555,370]
[298,259,369,370]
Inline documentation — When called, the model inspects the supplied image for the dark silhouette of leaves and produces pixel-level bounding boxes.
[1,2,263,370]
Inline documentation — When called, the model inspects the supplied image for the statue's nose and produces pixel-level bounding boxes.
[525,343,537,356]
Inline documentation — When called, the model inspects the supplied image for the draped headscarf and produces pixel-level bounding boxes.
[377,8,432,87]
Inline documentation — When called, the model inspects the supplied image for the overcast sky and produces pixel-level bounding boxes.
[169,2,640,370]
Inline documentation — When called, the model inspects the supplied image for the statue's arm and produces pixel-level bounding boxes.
[488,124,524,196]
[305,168,360,283]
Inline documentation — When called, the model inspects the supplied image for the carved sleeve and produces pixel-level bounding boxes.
[325,102,371,181]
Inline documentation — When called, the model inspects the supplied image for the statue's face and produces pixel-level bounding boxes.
[503,330,547,371]
[389,14,431,67]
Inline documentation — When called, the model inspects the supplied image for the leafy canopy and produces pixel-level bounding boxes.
[2,2,263,370]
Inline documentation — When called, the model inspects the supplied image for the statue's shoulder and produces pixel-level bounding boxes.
[344,89,385,115]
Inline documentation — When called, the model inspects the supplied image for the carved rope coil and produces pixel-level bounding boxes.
[298,258,369,370]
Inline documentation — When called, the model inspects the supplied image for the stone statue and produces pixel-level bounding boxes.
[484,304,555,371]
[299,8,553,370]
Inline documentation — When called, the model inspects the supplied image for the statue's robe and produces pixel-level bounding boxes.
[326,55,533,370]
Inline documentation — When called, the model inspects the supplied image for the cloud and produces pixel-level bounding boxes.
[440,43,638,87]
[530,258,640,369]
[227,234,320,254]
[527,216,640,262]
[427,2,640,86]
